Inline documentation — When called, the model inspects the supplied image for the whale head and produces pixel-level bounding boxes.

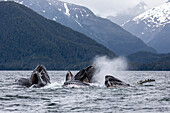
[74,65,95,83]
[105,75,130,87]
[65,71,73,81]
[30,65,50,88]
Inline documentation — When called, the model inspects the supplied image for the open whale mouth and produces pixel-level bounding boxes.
[62,80,90,88]
[31,72,46,86]
[32,65,51,85]
[105,75,130,87]
[32,73,39,85]
[66,71,73,81]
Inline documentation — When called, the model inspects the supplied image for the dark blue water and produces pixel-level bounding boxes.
[0,71,170,113]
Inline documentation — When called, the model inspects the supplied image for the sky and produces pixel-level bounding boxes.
[60,0,167,17]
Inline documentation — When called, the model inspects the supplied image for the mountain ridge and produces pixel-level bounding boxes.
[127,51,170,70]
[2,0,157,55]
[123,2,170,53]
[107,1,149,25]
[0,1,116,70]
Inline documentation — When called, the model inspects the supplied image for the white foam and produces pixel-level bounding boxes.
[44,82,62,89]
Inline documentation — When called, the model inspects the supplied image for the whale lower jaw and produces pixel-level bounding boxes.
[62,80,90,88]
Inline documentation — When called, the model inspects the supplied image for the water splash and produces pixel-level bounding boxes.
[92,56,128,85]
[44,82,62,89]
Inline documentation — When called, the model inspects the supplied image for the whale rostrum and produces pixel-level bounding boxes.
[16,65,50,88]
[62,66,95,88]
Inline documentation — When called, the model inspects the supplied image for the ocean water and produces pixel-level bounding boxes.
[0,71,170,113]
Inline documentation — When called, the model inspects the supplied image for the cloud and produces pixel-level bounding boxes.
[60,0,167,17]
[144,0,167,7]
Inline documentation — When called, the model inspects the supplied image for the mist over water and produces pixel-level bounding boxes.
[92,56,128,85]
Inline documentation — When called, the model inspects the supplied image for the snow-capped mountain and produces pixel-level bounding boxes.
[107,1,149,25]
[123,2,170,53]
[147,23,170,53]
[1,0,156,55]
[3,0,89,31]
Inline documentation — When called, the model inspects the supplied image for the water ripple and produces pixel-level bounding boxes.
[0,71,170,112]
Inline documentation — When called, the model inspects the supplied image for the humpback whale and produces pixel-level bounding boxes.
[63,66,155,88]
[16,65,50,88]
[74,65,95,83]
[105,75,155,88]
[16,65,155,88]
[105,75,130,87]
[62,66,95,88]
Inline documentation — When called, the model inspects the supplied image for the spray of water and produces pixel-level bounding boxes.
[92,56,128,85]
